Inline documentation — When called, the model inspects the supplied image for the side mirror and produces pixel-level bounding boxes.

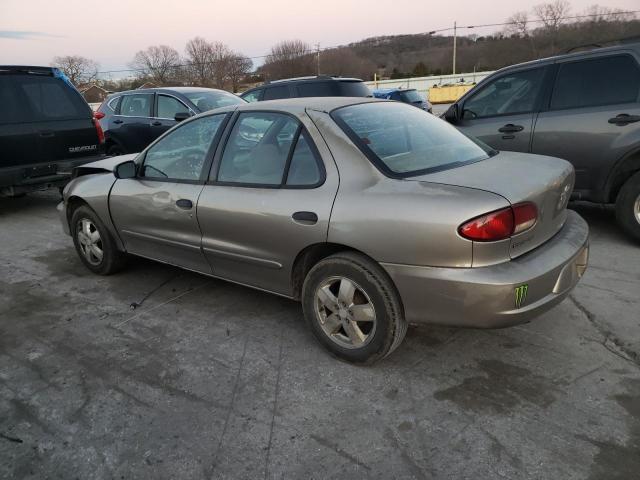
[114,160,137,179]
[174,111,190,122]
[444,104,459,124]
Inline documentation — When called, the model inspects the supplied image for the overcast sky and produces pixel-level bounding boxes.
[1,0,638,77]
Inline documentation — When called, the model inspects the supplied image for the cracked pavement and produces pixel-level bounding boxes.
[1,192,639,479]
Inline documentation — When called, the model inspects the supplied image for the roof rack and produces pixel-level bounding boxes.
[565,35,640,54]
[0,65,55,75]
[265,75,335,85]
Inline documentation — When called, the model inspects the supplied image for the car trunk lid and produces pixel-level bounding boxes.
[406,151,575,259]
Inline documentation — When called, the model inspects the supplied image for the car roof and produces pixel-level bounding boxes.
[496,40,640,72]
[373,88,416,94]
[0,65,56,74]
[209,96,383,115]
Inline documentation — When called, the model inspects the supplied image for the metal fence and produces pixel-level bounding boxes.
[364,71,495,96]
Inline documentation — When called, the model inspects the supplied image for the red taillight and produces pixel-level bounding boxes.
[93,118,105,144]
[458,202,537,242]
[94,111,105,120]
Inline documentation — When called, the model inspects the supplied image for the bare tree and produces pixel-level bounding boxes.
[581,5,636,23]
[227,54,253,92]
[262,40,314,80]
[130,45,181,85]
[184,37,216,86]
[534,0,571,31]
[504,11,529,37]
[51,55,99,86]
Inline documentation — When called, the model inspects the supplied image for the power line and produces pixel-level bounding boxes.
[91,9,640,77]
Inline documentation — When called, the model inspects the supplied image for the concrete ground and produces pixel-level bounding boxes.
[0,190,639,480]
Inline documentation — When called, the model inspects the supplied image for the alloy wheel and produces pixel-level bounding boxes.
[634,194,640,225]
[76,218,103,266]
[314,276,377,349]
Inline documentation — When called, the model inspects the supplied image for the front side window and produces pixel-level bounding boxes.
[120,94,153,117]
[333,102,492,177]
[142,114,226,181]
[157,95,189,119]
[551,55,640,110]
[183,90,244,111]
[462,68,545,119]
[241,90,262,103]
[217,112,321,187]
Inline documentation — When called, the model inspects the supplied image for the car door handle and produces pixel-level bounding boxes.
[608,114,640,126]
[176,199,193,210]
[292,211,318,225]
[498,124,524,133]
[113,119,124,124]
[38,130,55,137]
[151,121,162,126]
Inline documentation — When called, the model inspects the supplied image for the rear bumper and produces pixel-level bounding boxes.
[381,210,589,328]
[0,155,105,194]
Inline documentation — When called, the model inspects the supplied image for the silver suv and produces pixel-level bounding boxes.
[444,41,640,241]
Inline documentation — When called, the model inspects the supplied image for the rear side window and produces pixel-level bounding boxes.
[263,86,289,100]
[0,76,25,124]
[216,112,323,187]
[241,89,263,102]
[551,55,640,110]
[337,81,371,97]
[120,94,153,117]
[17,75,89,120]
[297,82,336,97]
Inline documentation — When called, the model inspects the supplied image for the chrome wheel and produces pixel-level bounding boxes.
[76,218,103,266]
[634,194,640,224]
[314,276,376,349]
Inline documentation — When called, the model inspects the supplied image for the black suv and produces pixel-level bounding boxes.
[443,41,640,241]
[240,76,371,102]
[0,66,104,197]
[97,87,244,156]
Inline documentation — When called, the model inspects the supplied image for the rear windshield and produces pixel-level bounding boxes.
[183,90,244,111]
[16,74,90,120]
[399,90,423,103]
[332,102,491,177]
[337,81,371,97]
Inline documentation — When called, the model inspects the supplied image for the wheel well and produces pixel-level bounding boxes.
[607,151,640,203]
[66,196,89,225]
[291,243,363,300]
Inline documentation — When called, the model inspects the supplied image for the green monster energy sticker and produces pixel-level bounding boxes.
[514,284,529,309]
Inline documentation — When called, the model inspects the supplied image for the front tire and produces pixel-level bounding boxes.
[71,205,126,275]
[302,252,407,364]
[615,171,640,242]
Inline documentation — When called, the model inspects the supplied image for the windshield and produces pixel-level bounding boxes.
[183,90,245,112]
[400,90,423,103]
[332,102,492,177]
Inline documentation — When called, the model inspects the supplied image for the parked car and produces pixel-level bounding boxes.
[372,88,433,113]
[240,76,371,102]
[59,98,589,363]
[0,65,105,197]
[96,87,245,156]
[443,41,640,241]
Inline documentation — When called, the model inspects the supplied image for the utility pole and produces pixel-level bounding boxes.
[452,21,457,75]
[316,43,321,76]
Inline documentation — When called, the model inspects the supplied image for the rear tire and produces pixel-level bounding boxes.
[71,205,126,275]
[301,252,407,364]
[615,171,640,242]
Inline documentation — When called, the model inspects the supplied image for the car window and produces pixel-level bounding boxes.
[107,96,121,112]
[0,76,26,124]
[157,94,189,119]
[17,75,89,120]
[297,82,335,97]
[333,102,492,177]
[182,90,245,111]
[142,114,226,181]
[241,90,262,103]
[337,81,371,97]
[263,86,289,101]
[551,55,640,110]
[120,94,153,117]
[462,68,545,119]
[217,112,300,185]
[286,131,321,186]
